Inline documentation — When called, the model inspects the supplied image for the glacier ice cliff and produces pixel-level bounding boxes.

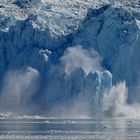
[0,0,140,117]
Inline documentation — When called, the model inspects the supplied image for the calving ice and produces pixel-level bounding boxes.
[0,0,140,118]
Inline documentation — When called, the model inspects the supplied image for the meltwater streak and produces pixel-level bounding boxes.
[0,118,140,139]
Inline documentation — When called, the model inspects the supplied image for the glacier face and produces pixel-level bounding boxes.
[0,0,140,116]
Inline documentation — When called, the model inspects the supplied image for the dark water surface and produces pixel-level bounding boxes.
[0,118,139,139]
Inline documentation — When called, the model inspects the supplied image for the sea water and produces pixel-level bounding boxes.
[0,117,139,139]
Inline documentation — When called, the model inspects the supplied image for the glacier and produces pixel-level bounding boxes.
[0,0,140,117]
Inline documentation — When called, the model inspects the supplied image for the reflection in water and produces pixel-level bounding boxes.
[0,118,139,139]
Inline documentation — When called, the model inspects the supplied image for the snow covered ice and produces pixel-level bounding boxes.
[0,0,140,117]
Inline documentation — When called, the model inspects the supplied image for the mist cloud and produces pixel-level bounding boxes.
[104,81,140,118]
[0,67,39,113]
[60,45,103,75]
